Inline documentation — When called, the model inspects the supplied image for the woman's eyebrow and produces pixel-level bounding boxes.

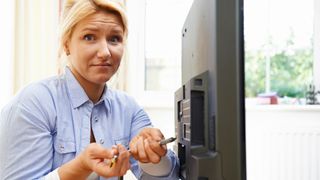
[110,28,124,34]
[81,27,100,32]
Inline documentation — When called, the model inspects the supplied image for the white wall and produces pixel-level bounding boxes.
[246,105,320,180]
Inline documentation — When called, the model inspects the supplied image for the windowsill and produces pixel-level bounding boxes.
[246,104,320,112]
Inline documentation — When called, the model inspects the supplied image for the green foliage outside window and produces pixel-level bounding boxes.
[245,50,266,97]
[245,39,313,98]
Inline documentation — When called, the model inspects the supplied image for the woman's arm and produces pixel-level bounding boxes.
[58,143,130,180]
[128,106,180,179]
[0,85,131,179]
[0,85,56,179]
[130,127,179,179]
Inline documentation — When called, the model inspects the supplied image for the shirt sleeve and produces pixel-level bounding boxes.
[0,84,56,179]
[126,97,180,179]
[130,149,180,180]
[139,150,180,180]
[44,168,60,180]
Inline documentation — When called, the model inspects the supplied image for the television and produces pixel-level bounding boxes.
[174,0,246,179]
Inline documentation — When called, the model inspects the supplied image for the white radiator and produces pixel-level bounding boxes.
[246,105,320,180]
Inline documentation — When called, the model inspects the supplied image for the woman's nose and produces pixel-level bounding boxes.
[97,41,111,59]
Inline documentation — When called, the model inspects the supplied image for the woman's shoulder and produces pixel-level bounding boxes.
[105,88,143,110]
[106,88,135,102]
[1,77,61,133]
[105,88,148,120]
[4,75,65,113]
[17,76,63,100]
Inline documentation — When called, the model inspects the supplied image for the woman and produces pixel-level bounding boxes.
[0,0,179,179]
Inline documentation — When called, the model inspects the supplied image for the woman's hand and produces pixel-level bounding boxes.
[79,143,131,177]
[59,143,131,179]
[129,128,167,164]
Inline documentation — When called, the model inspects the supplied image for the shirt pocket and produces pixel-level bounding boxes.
[53,139,76,168]
[114,136,130,150]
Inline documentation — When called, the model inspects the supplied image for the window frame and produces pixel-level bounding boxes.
[126,0,180,108]
[313,0,320,90]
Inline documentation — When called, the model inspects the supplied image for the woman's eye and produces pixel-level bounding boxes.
[109,36,122,44]
[84,34,95,41]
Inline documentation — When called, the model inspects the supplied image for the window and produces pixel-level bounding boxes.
[314,0,320,91]
[245,0,314,100]
[144,0,189,92]
[126,0,193,108]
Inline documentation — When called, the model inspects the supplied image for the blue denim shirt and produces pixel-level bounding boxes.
[0,67,179,180]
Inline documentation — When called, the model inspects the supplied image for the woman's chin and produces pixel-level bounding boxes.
[92,76,111,85]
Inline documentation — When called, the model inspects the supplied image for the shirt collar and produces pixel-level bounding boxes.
[65,67,90,108]
[103,87,113,114]
[65,67,112,109]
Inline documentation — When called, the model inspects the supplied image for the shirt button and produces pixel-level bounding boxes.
[94,117,99,122]
[59,145,64,152]
[100,139,104,144]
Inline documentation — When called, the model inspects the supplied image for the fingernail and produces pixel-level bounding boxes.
[112,149,117,154]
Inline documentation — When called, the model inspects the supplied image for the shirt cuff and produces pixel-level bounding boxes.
[44,168,60,180]
[139,154,172,177]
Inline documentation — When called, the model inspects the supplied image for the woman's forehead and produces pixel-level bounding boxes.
[75,11,124,32]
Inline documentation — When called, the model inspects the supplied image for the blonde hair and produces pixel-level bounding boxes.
[58,0,128,73]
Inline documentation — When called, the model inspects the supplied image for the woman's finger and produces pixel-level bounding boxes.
[149,139,167,157]
[115,144,131,176]
[87,143,116,159]
[137,136,148,163]
[129,136,139,160]
[144,139,161,163]
[141,128,164,141]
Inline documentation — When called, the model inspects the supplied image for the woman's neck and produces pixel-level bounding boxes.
[69,68,105,104]
[83,83,105,104]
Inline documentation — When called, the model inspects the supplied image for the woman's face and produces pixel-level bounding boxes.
[67,11,124,86]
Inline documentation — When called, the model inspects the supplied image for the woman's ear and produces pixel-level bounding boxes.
[64,43,70,56]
